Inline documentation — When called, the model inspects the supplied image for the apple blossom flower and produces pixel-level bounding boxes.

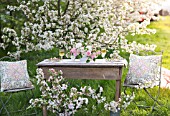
[68,103,75,110]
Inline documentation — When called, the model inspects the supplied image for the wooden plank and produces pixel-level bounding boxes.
[40,67,120,80]
[37,59,125,67]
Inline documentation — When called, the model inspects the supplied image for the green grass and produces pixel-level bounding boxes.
[0,16,170,116]
[126,16,170,69]
[121,16,170,116]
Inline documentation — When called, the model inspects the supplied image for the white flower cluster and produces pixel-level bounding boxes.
[80,86,106,104]
[1,28,18,49]
[104,100,119,113]
[29,68,136,115]
[1,0,164,58]
[104,92,135,113]
[120,92,135,109]
[29,68,106,115]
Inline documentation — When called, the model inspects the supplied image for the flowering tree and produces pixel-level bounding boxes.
[1,0,164,59]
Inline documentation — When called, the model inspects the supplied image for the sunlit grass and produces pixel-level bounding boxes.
[123,16,170,116]
[126,16,170,69]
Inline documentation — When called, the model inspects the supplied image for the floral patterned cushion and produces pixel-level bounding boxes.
[0,60,33,92]
[125,54,162,87]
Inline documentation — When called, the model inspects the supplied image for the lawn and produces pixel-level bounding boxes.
[121,16,170,116]
[126,16,170,70]
[1,16,170,116]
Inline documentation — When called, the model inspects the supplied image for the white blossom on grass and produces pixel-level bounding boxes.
[29,68,109,115]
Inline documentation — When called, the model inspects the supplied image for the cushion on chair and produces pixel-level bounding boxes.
[0,60,33,92]
[125,54,162,88]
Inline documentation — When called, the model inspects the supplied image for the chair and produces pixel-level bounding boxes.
[0,56,37,116]
[123,51,163,111]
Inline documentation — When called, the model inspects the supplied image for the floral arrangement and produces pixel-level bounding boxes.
[29,68,135,115]
[69,42,101,62]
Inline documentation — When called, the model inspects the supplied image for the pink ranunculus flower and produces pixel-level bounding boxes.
[70,48,76,53]
[70,48,78,56]
[91,53,96,59]
[73,52,77,57]
[86,50,91,56]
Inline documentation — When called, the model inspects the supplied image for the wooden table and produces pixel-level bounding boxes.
[37,59,126,116]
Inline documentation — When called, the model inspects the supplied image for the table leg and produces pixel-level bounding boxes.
[110,79,121,116]
[110,67,122,116]
[115,80,121,101]
[43,105,47,116]
[110,80,121,116]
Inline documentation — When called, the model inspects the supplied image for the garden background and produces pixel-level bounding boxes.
[0,0,170,116]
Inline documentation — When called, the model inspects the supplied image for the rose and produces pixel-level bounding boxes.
[86,50,91,57]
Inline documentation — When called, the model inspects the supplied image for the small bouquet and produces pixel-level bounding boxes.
[69,43,101,63]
